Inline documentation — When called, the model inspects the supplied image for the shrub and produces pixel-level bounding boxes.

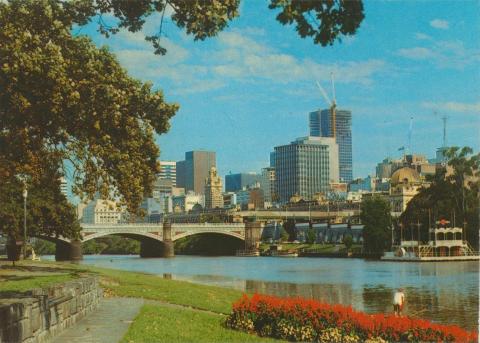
[225,294,478,343]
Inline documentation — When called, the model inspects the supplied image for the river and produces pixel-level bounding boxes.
[77,255,479,330]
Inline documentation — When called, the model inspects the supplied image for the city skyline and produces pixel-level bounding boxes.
[75,1,478,189]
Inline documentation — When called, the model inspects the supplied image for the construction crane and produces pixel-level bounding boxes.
[315,72,337,138]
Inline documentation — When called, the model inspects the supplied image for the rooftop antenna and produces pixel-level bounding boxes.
[441,115,448,149]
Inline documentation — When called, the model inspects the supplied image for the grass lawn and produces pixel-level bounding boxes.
[87,266,244,314]
[0,260,81,294]
[122,304,277,343]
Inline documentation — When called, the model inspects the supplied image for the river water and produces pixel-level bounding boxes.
[78,255,479,330]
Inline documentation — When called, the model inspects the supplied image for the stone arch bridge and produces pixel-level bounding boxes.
[42,222,262,261]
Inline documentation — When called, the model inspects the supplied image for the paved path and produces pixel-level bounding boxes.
[52,298,144,343]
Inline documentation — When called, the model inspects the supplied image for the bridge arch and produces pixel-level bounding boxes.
[81,230,163,243]
[172,230,244,242]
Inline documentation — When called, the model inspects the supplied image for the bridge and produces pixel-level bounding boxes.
[46,222,262,261]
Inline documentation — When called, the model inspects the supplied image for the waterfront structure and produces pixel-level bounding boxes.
[225,172,262,192]
[274,136,339,203]
[260,167,276,205]
[205,167,223,209]
[310,109,353,183]
[177,151,216,195]
[388,167,424,217]
[82,199,126,224]
[159,161,177,186]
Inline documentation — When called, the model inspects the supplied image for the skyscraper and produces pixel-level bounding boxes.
[274,136,339,203]
[310,109,353,183]
[205,167,223,209]
[177,151,216,194]
[158,161,177,186]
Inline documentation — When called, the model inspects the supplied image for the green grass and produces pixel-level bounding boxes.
[85,266,244,314]
[0,273,76,293]
[121,304,277,343]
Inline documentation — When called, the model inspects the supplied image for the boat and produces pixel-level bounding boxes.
[382,220,479,262]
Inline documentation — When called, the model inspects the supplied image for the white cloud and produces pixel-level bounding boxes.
[396,40,480,69]
[415,32,431,40]
[397,47,435,60]
[422,101,480,114]
[430,19,449,30]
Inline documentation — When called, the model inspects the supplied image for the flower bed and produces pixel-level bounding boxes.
[225,294,478,342]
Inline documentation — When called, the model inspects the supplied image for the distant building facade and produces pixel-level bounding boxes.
[260,167,276,204]
[82,199,125,224]
[274,136,339,203]
[172,192,204,213]
[205,167,223,209]
[225,172,262,192]
[158,161,177,186]
[177,151,216,195]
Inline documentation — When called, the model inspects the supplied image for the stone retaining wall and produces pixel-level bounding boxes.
[0,277,102,343]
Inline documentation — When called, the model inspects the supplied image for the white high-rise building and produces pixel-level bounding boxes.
[159,161,177,187]
[274,136,339,203]
[82,199,126,224]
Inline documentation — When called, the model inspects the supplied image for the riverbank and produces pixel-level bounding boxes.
[0,260,277,342]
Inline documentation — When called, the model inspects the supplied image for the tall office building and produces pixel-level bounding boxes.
[274,136,339,203]
[176,160,186,188]
[158,161,177,186]
[205,167,223,209]
[177,151,216,195]
[309,109,353,183]
[225,172,262,192]
[260,167,276,204]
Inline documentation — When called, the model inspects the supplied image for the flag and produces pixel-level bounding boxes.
[398,146,405,151]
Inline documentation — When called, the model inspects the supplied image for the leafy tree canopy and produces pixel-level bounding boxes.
[0,1,178,213]
[62,0,364,55]
[0,170,81,240]
[360,195,391,254]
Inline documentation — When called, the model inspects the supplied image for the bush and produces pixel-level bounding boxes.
[225,294,477,343]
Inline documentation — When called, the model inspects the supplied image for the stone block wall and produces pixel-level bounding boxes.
[0,277,102,343]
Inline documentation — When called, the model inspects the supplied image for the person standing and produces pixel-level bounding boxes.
[393,288,405,317]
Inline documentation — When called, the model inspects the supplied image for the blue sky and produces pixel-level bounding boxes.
[79,0,479,180]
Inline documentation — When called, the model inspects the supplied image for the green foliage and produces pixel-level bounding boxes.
[343,234,353,251]
[401,146,479,247]
[0,0,178,214]
[32,239,56,255]
[82,236,140,255]
[361,196,392,254]
[280,227,290,242]
[174,234,243,255]
[305,226,316,244]
[0,171,80,240]
[61,0,363,55]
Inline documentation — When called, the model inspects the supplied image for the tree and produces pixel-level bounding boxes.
[360,196,392,254]
[0,170,81,243]
[401,146,479,248]
[306,225,316,244]
[0,1,178,214]
[343,234,353,251]
[280,227,290,242]
[62,0,364,55]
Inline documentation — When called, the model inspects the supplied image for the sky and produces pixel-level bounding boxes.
[78,0,480,181]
